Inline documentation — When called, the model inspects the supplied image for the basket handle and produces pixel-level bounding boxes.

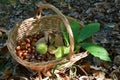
[36,4,74,59]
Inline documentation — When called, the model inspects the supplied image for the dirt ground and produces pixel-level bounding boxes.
[0,0,120,80]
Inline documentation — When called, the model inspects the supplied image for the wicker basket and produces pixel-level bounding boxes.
[7,4,86,72]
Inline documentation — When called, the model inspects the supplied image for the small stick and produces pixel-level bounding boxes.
[79,66,88,76]
[38,71,42,80]
[56,51,88,71]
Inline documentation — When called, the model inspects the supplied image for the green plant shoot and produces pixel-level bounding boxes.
[54,46,69,59]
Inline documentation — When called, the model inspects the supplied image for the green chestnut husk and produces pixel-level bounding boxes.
[36,43,47,54]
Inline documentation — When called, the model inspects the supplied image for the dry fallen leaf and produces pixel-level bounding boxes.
[54,34,64,47]
[55,73,70,80]
[35,37,46,45]
[79,76,90,80]
[93,70,105,80]
[48,33,55,45]
[109,68,120,80]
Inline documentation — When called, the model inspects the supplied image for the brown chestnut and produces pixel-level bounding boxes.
[25,38,31,43]
[17,50,23,57]
[27,47,31,52]
[26,43,31,47]
[16,46,21,50]
[22,52,27,56]
[21,41,26,46]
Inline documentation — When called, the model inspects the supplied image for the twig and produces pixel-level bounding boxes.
[38,71,42,80]
[79,66,88,76]
[56,51,88,71]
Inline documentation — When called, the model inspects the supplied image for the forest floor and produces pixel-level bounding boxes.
[0,0,120,80]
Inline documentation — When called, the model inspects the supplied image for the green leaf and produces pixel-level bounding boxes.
[78,23,100,42]
[80,43,111,61]
[61,20,81,46]
[70,20,81,43]
[61,23,69,46]
[54,46,69,59]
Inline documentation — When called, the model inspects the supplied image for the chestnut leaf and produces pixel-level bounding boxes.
[80,43,111,61]
[78,23,100,42]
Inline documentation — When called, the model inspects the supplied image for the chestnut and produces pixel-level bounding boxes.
[25,38,31,43]
[22,52,27,56]
[21,45,26,50]
[27,47,32,52]
[15,32,56,63]
[21,41,26,46]
[26,43,31,47]
[16,50,23,57]
[16,46,21,50]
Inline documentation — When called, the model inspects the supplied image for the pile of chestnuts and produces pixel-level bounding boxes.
[15,32,55,62]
